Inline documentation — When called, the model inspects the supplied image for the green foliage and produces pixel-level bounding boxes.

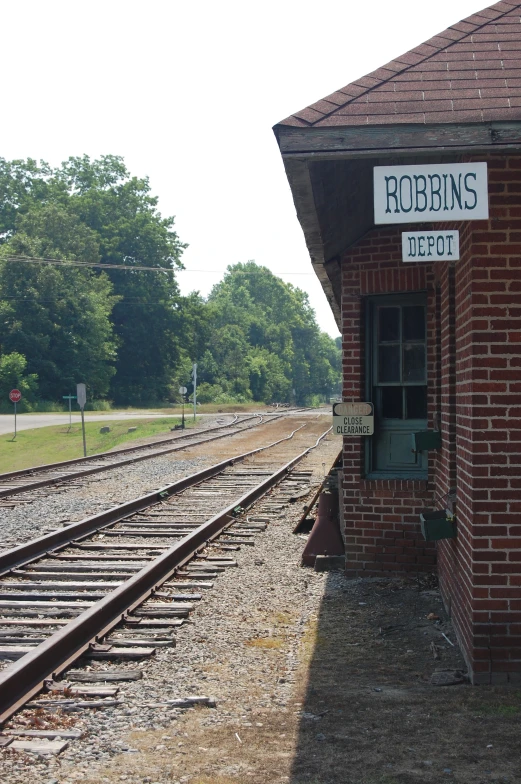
[0,352,38,411]
[205,262,341,404]
[0,155,186,406]
[58,155,187,404]
[0,157,340,408]
[0,202,119,399]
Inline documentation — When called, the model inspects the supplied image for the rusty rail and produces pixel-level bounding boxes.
[0,426,331,723]
[0,414,285,500]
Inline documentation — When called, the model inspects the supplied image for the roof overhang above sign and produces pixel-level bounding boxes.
[273,122,521,330]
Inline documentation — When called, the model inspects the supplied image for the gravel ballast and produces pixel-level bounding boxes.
[0,415,308,552]
[0,427,341,783]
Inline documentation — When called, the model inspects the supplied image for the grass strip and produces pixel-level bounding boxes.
[0,417,195,473]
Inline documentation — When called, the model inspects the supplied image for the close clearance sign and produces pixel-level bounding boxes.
[333,402,374,436]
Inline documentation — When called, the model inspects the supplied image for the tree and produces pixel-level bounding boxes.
[0,352,38,409]
[59,156,187,404]
[0,155,187,405]
[206,262,341,404]
[0,203,119,399]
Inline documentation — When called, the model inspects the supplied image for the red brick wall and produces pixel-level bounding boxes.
[437,154,521,684]
[340,153,521,682]
[341,228,437,577]
[435,221,475,675]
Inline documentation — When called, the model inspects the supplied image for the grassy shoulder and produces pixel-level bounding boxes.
[0,417,194,473]
[16,403,269,416]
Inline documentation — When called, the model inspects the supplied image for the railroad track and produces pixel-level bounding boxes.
[0,412,285,502]
[0,423,330,730]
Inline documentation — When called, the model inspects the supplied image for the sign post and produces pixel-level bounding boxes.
[179,386,187,430]
[333,402,374,436]
[62,394,77,431]
[192,363,197,421]
[9,389,21,440]
[77,383,87,457]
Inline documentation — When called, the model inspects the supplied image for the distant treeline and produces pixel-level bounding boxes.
[0,155,341,410]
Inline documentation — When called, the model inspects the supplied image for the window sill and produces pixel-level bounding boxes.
[365,471,428,481]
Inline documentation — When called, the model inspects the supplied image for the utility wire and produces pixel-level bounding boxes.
[0,254,314,276]
[1,254,177,272]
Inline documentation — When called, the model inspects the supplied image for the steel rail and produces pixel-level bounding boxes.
[0,425,331,723]
[0,424,305,575]
[0,408,306,483]
[0,414,284,500]
[0,414,243,481]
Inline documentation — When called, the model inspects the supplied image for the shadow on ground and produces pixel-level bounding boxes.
[289,573,521,784]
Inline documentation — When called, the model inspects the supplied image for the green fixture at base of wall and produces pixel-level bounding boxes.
[420,509,457,542]
[413,430,442,452]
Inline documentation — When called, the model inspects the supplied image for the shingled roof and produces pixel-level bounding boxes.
[279,0,521,128]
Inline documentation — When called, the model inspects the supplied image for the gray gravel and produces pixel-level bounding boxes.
[0,454,213,552]
[0,433,341,784]
[0,410,322,552]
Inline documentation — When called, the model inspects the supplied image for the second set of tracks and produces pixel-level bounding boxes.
[0,412,287,501]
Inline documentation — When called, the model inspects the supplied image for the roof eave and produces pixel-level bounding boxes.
[275,119,521,159]
[275,120,521,331]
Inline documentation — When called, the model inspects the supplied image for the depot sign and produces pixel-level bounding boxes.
[374,162,488,223]
[402,230,460,262]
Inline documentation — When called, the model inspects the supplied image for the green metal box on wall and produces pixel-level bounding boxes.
[420,509,456,542]
[412,430,442,452]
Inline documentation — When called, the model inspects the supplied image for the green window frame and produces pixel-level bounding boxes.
[365,293,428,479]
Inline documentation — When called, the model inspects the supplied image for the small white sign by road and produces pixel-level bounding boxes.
[374,162,488,224]
[402,231,460,262]
[77,383,87,410]
[333,402,374,436]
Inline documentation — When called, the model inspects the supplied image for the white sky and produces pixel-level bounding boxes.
[1,0,483,336]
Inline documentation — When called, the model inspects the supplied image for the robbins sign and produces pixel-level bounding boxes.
[402,230,460,262]
[374,162,488,224]
[333,402,374,436]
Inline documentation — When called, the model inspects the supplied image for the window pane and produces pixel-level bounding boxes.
[406,386,427,419]
[379,307,400,342]
[378,344,400,383]
[403,305,425,341]
[381,386,403,418]
[403,344,425,382]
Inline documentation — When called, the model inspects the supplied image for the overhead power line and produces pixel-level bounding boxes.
[0,254,314,276]
[1,254,177,273]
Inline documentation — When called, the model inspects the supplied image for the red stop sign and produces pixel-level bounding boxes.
[9,389,21,403]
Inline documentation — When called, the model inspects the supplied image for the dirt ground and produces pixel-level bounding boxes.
[287,576,521,784]
[92,585,519,784]
[77,572,521,783]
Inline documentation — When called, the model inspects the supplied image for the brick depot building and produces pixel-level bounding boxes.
[274,1,521,684]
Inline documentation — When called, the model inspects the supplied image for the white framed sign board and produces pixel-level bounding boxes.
[333,402,374,436]
[374,162,488,224]
[402,230,460,262]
